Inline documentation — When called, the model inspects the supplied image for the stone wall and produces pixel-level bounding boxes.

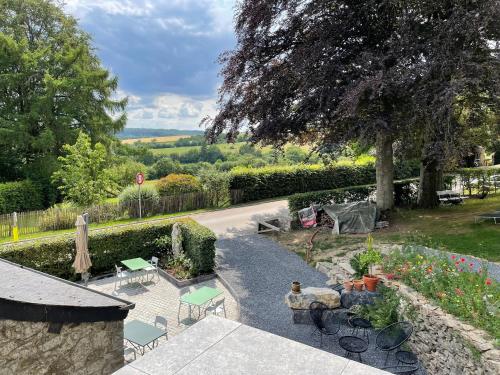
[394,282,499,375]
[0,319,124,375]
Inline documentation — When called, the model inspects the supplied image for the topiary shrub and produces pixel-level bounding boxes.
[156,174,202,196]
[118,184,160,218]
[0,180,44,214]
[0,218,216,280]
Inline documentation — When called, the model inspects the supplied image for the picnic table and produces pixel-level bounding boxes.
[178,286,223,323]
[124,319,166,355]
[121,257,151,283]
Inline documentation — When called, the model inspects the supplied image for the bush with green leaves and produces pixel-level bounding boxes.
[198,170,231,207]
[156,174,202,196]
[0,180,44,214]
[0,218,216,280]
[111,160,149,188]
[230,163,419,203]
[167,253,194,280]
[118,184,160,218]
[349,253,369,279]
[359,285,401,329]
[359,235,382,277]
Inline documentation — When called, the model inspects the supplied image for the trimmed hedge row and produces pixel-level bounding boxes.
[230,162,419,202]
[288,179,419,216]
[0,180,44,214]
[0,218,216,280]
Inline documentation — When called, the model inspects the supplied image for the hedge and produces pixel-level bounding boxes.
[230,161,419,202]
[0,180,44,214]
[0,218,216,280]
[288,179,419,217]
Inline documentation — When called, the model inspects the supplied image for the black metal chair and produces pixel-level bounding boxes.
[375,321,414,366]
[381,365,419,375]
[309,301,340,347]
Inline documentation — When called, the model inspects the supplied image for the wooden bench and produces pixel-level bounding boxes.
[437,190,467,205]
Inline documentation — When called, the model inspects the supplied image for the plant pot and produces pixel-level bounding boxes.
[291,281,301,294]
[353,279,364,291]
[343,280,353,292]
[363,275,379,292]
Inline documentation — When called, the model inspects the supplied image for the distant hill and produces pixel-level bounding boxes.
[117,128,203,140]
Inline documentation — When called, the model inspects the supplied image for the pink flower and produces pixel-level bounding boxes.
[451,255,457,260]
[460,258,466,263]
[469,263,474,268]
[485,278,492,286]
[455,261,460,266]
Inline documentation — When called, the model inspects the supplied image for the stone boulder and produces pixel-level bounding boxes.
[285,287,341,310]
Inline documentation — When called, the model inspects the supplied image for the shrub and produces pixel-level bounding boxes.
[119,184,160,218]
[350,253,369,279]
[39,206,78,231]
[198,170,231,207]
[288,179,418,216]
[0,218,216,280]
[156,174,202,196]
[359,285,401,329]
[111,160,149,188]
[0,180,44,214]
[180,219,217,275]
[230,162,420,202]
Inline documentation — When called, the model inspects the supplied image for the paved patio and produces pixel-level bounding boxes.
[88,274,238,356]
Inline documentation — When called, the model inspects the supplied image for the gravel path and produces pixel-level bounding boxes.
[216,234,426,373]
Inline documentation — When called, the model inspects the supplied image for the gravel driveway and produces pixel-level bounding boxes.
[216,234,425,373]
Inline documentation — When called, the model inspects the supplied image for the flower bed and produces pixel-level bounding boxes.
[384,249,499,340]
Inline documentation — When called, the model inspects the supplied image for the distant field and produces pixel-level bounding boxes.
[151,142,246,156]
[122,135,191,144]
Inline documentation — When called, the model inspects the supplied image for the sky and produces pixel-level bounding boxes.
[64,0,236,130]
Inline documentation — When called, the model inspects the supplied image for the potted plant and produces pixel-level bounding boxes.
[353,279,364,291]
[343,279,353,292]
[360,234,383,292]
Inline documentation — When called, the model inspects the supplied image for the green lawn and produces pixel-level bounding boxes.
[270,194,500,262]
[375,194,500,261]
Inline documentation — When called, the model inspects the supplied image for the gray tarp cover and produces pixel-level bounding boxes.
[323,201,377,234]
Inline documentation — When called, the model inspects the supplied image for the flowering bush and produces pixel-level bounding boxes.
[384,250,499,339]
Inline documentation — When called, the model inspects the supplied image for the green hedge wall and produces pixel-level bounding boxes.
[0,180,44,214]
[230,162,419,202]
[288,179,419,217]
[0,218,216,280]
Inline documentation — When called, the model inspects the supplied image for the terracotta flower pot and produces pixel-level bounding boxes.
[343,280,353,292]
[291,281,301,294]
[353,279,364,291]
[363,275,379,292]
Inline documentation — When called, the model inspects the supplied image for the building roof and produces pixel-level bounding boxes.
[115,316,390,375]
[0,258,134,323]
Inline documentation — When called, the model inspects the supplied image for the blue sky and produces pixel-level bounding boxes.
[64,0,236,130]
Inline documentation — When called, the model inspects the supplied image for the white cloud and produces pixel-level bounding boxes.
[64,0,154,18]
[127,93,217,129]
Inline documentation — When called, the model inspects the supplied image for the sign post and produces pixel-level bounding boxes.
[136,172,145,219]
[12,212,19,241]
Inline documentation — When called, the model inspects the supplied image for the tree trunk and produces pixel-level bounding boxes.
[417,158,443,208]
[375,131,394,211]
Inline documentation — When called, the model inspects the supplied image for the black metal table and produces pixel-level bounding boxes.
[396,350,419,366]
[338,335,368,362]
[348,316,373,343]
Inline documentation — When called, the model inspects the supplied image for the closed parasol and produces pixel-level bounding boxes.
[73,215,92,284]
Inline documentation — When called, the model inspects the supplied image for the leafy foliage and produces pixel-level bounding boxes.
[359,235,382,277]
[0,0,126,188]
[52,133,117,206]
[359,285,401,329]
[0,218,216,280]
[167,253,194,280]
[156,174,202,196]
[350,254,369,280]
[110,160,148,188]
[0,180,44,214]
[198,170,231,207]
[118,184,160,218]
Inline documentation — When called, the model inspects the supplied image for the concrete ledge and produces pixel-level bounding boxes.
[158,268,216,288]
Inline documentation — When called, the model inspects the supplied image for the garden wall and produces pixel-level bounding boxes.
[0,320,123,375]
[394,282,499,375]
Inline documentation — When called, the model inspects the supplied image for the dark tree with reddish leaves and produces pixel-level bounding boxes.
[204,0,499,209]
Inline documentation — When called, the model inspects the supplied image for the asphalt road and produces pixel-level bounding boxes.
[192,199,289,237]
